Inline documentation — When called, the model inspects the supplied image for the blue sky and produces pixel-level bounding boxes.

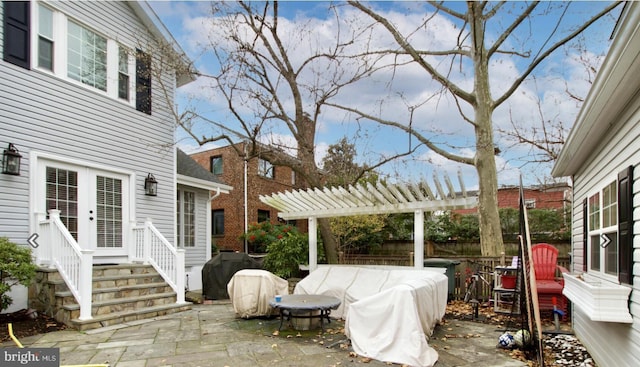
[149,1,621,190]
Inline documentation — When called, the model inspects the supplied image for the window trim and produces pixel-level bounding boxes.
[29,2,138,107]
[177,189,196,247]
[586,176,619,281]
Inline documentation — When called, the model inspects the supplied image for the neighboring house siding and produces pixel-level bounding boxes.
[568,100,640,366]
[0,1,176,245]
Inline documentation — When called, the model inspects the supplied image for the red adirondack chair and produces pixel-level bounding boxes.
[532,243,569,317]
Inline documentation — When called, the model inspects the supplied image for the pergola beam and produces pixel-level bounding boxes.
[260,180,477,271]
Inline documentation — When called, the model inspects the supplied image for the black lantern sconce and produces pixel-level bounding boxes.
[2,143,22,175]
[144,173,158,196]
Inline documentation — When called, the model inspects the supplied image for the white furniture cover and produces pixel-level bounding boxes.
[294,266,447,367]
[227,269,289,318]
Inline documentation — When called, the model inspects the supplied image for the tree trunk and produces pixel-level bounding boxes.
[471,2,504,257]
[318,218,339,264]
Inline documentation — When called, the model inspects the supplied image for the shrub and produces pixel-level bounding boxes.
[0,237,37,312]
[240,222,296,254]
[262,230,308,279]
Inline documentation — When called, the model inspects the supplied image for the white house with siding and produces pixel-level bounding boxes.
[1,1,231,328]
[552,2,640,365]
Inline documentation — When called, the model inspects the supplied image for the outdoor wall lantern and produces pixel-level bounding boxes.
[2,143,22,175]
[144,173,158,196]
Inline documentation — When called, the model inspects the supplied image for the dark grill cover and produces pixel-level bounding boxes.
[202,252,263,300]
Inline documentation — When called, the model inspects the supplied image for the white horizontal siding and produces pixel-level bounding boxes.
[0,1,179,245]
[573,308,640,367]
[569,98,640,366]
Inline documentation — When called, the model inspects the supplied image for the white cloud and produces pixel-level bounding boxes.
[159,1,616,188]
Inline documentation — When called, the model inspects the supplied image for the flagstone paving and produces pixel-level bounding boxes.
[1,300,526,367]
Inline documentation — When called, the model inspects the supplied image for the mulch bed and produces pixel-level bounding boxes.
[0,309,67,344]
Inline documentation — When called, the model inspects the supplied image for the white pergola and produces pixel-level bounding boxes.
[260,176,478,271]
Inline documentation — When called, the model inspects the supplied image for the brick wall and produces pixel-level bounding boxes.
[455,186,569,215]
[190,142,308,252]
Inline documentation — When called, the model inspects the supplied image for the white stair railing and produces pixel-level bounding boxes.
[38,209,93,320]
[134,218,186,304]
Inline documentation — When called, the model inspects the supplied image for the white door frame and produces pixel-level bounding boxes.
[31,153,135,261]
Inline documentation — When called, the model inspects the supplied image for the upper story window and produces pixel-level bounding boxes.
[5,3,148,111]
[67,20,107,91]
[118,47,130,100]
[210,156,223,175]
[258,158,274,179]
[37,4,53,70]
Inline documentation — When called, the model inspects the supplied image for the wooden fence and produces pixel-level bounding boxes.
[339,253,571,301]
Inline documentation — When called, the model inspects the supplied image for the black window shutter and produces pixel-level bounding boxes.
[618,165,634,284]
[136,49,151,115]
[3,1,30,69]
[582,198,588,272]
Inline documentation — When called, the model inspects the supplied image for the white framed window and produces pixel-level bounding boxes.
[67,20,107,91]
[117,46,130,100]
[587,180,618,277]
[258,158,274,179]
[177,190,195,247]
[31,2,138,106]
[37,4,54,70]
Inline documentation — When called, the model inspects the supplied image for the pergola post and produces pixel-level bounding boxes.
[308,216,318,272]
[414,209,424,269]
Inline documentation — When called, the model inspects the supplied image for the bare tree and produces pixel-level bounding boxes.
[174,1,418,263]
[332,1,622,256]
[497,44,605,177]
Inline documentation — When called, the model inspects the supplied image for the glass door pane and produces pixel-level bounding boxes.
[46,167,78,240]
[96,175,123,248]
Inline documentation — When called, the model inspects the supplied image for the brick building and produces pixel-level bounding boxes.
[190,142,308,252]
[454,182,571,215]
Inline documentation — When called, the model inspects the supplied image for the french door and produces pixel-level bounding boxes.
[42,161,130,257]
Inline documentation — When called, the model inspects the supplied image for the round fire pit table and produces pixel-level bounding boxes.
[269,294,341,332]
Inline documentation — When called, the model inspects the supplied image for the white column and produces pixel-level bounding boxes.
[175,249,186,304]
[308,217,318,272]
[414,210,424,269]
[78,249,94,320]
[144,218,152,264]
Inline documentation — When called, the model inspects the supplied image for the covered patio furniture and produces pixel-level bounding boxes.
[202,252,262,300]
[345,278,442,367]
[227,269,289,318]
[532,243,568,316]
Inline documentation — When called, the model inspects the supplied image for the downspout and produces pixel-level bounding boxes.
[208,187,221,259]
[244,142,249,253]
